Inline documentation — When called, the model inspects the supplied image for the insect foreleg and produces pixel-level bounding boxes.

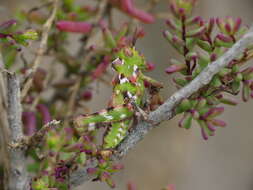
[74,105,134,134]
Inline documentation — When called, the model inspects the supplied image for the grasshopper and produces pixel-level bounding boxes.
[74,47,163,149]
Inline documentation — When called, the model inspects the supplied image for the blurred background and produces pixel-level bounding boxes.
[1,0,253,190]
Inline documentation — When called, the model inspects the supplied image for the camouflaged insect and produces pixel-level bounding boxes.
[74,47,162,149]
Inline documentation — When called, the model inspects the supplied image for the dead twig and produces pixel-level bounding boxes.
[21,0,59,100]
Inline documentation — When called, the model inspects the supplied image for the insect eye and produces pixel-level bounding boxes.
[112,58,124,70]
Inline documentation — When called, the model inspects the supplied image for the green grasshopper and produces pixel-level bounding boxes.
[74,47,163,149]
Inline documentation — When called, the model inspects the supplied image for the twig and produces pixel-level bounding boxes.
[21,0,59,100]
[9,120,61,149]
[69,25,253,187]
[64,78,81,126]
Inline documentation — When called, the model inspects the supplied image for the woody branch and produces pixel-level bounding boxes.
[69,25,253,187]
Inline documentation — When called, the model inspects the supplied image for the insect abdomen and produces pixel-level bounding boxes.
[103,119,132,149]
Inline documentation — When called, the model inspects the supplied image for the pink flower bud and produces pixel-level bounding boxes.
[207,122,216,132]
[216,33,232,43]
[216,18,224,31]
[234,18,242,32]
[82,90,92,101]
[170,3,178,17]
[172,35,184,45]
[134,27,146,38]
[207,18,215,33]
[101,171,110,179]
[111,0,155,23]
[201,127,208,140]
[22,111,37,136]
[0,19,17,30]
[56,21,92,33]
[202,107,224,119]
[112,163,124,170]
[210,53,217,61]
[166,18,177,30]
[99,159,106,165]
[144,80,151,88]
[186,25,206,37]
[165,64,186,74]
[92,56,111,79]
[128,7,155,23]
[225,23,232,34]
[210,119,226,127]
[36,104,51,124]
[83,135,92,143]
[190,109,199,119]
[193,16,202,23]
[146,62,155,71]
[178,8,185,15]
